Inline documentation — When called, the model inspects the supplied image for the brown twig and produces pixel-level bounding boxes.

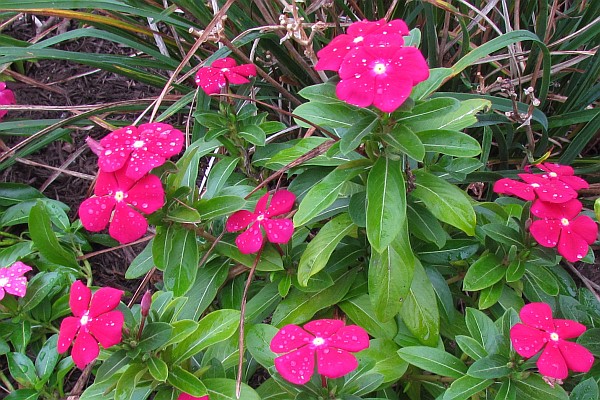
[77,235,154,261]
[564,261,600,302]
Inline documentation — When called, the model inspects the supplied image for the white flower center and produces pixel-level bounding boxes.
[353,36,364,43]
[373,63,387,75]
[114,191,125,202]
[80,312,90,326]
[133,140,145,148]
[0,277,8,287]
[560,218,569,226]
[256,214,265,222]
[550,332,559,341]
[312,337,325,346]
[221,68,229,72]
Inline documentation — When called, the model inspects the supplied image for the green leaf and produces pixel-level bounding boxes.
[399,260,439,346]
[4,389,39,400]
[204,156,239,199]
[115,363,146,400]
[407,202,447,249]
[442,375,492,400]
[416,130,481,157]
[524,264,560,296]
[369,229,414,322]
[167,139,220,201]
[204,378,261,400]
[505,259,525,282]
[163,320,198,348]
[404,99,490,132]
[467,355,510,379]
[340,294,398,340]
[455,335,487,360]
[95,350,130,381]
[577,329,600,357]
[239,124,266,146]
[28,201,78,269]
[34,334,59,383]
[167,366,207,397]
[340,115,378,154]
[148,356,168,382]
[418,239,479,264]
[294,161,367,226]
[298,82,339,103]
[411,68,454,100]
[10,320,31,353]
[172,309,241,362]
[514,374,568,400]
[196,195,246,220]
[163,226,199,297]
[366,157,406,252]
[384,124,425,162]
[294,102,369,129]
[398,346,467,378]
[246,324,278,368]
[463,253,505,291]
[138,322,173,352]
[411,170,476,236]
[465,308,501,354]
[165,206,202,223]
[19,271,60,313]
[478,282,504,310]
[7,352,39,386]
[570,378,599,400]
[481,224,524,248]
[0,183,43,206]
[125,240,154,279]
[297,213,357,286]
[215,242,283,272]
[495,380,516,400]
[178,261,229,320]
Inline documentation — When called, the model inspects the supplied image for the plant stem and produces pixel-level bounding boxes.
[0,369,14,393]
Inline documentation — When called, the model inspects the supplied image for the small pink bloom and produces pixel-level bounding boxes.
[79,168,165,244]
[226,190,295,254]
[510,302,594,379]
[57,281,124,369]
[529,199,597,262]
[336,35,429,112]
[88,123,184,180]
[0,82,16,121]
[536,163,589,191]
[270,319,369,385]
[177,394,208,400]
[0,262,32,300]
[493,177,537,201]
[195,57,257,95]
[315,19,409,72]
[518,173,578,204]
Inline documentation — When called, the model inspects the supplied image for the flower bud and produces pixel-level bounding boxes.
[141,290,152,317]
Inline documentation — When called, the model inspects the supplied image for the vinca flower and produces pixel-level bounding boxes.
[510,302,594,379]
[0,261,32,300]
[270,319,369,385]
[493,178,537,201]
[87,123,184,180]
[177,394,208,400]
[79,168,165,244]
[226,190,295,254]
[0,82,16,121]
[195,57,257,95]
[57,281,124,369]
[535,163,589,191]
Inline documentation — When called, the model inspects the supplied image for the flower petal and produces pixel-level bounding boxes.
[510,323,547,358]
[254,192,270,214]
[126,174,165,214]
[79,196,116,232]
[88,310,124,348]
[558,340,594,373]
[125,149,166,180]
[266,190,295,216]
[519,302,555,332]
[235,224,264,254]
[537,344,568,379]
[71,331,100,369]
[109,202,148,244]
[270,324,313,353]
[226,210,256,232]
[6,261,32,276]
[88,287,123,318]
[57,316,80,354]
[529,219,561,248]
[274,346,315,385]
[263,218,294,244]
[3,277,28,298]
[316,347,359,379]
[304,319,344,338]
[570,215,598,244]
[530,199,581,219]
[553,319,586,339]
[196,67,226,95]
[212,57,238,69]
[231,63,257,78]
[493,178,536,201]
[98,126,137,173]
[69,281,92,318]
[336,75,376,108]
[178,394,209,400]
[372,75,414,112]
[558,175,588,190]
[139,123,184,158]
[315,35,355,71]
[386,46,429,84]
[557,224,593,262]
[328,325,370,352]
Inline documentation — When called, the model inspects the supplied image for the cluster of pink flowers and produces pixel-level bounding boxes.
[0,261,32,300]
[0,82,16,121]
[315,19,429,112]
[494,163,597,262]
[510,302,594,380]
[195,57,257,95]
[79,123,184,243]
[58,281,124,369]
[270,319,369,384]
[226,190,296,254]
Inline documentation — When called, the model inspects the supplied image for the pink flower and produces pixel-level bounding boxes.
[493,178,537,201]
[88,123,184,180]
[336,35,429,112]
[195,57,257,95]
[315,19,409,72]
[529,199,597,262]
[518,173,578,203]
[536,163,589,191]
[270,319,370,385]
[0,82,16,121]
[79,168,165,244]
[510,302,594,379]
[225,190,295,254]
[57,281,124,369]
[177,394,208,400]
[0,262,32,300]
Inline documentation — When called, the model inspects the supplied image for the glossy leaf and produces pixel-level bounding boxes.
[163,226,199,297]
[416,130,481,157]
[463,253,505,291]
[442,375,493,400]
[398,346,467,378]
[167,366,208,397]
[384,124,425,162]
